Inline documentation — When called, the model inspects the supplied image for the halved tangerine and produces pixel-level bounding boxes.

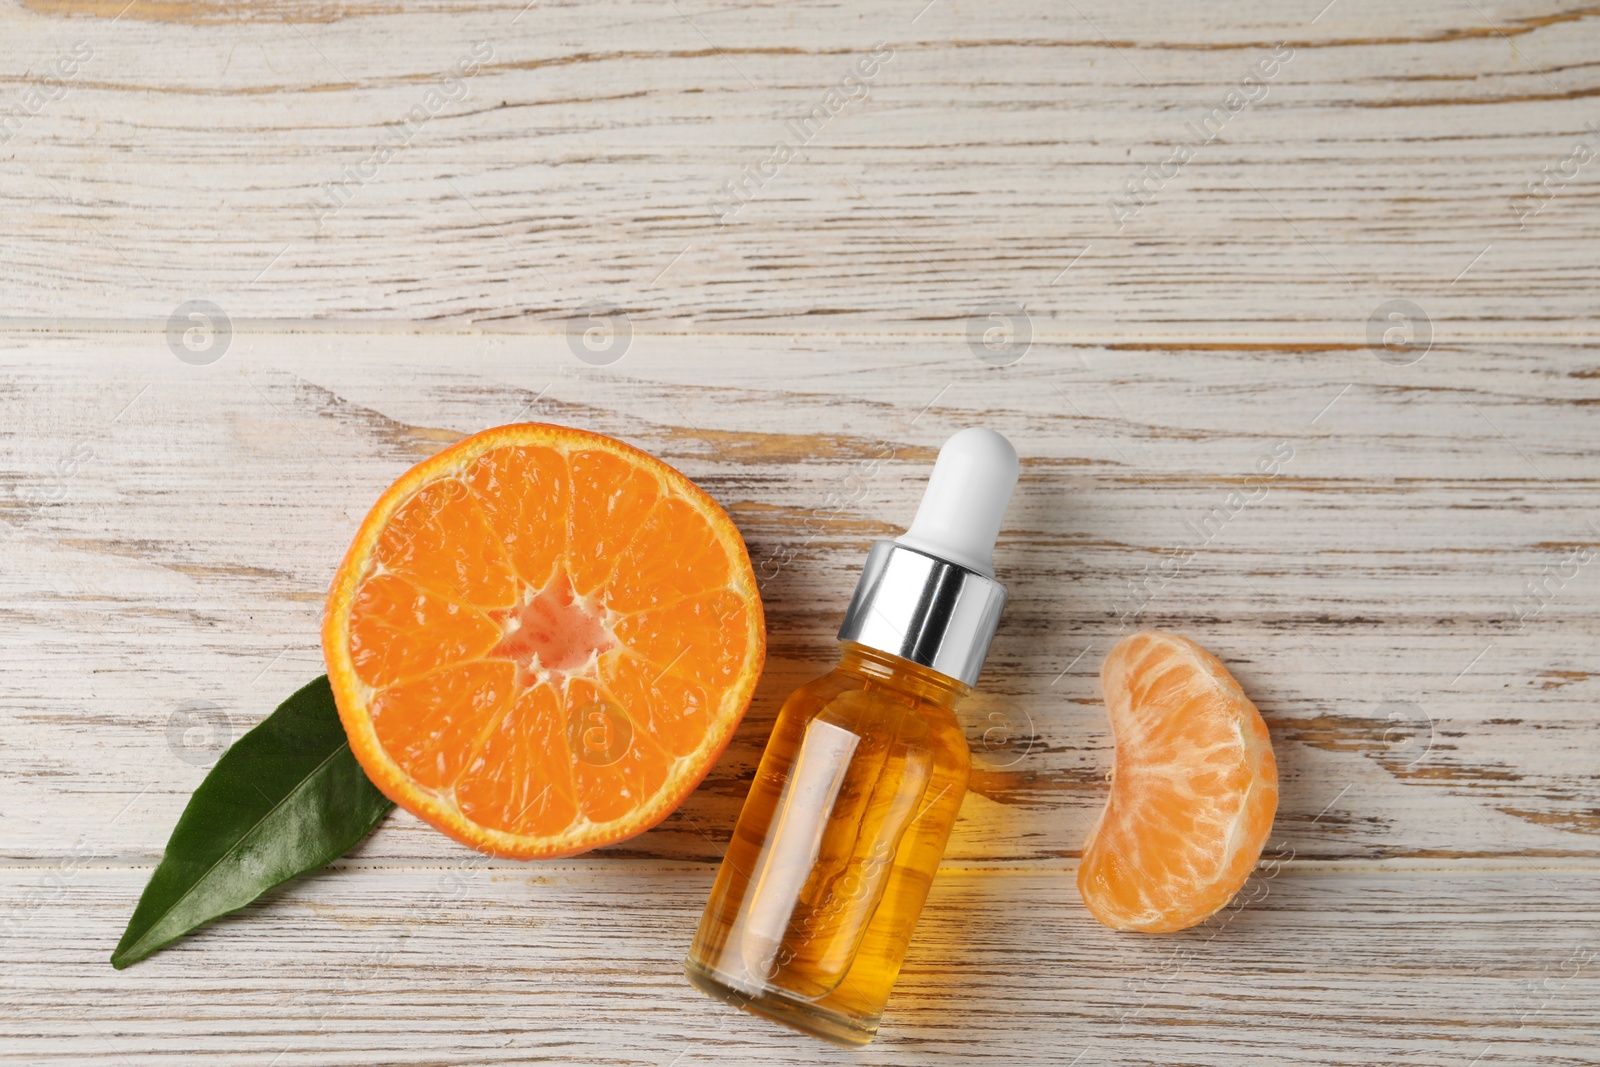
[1078,631,1278,932]
[322,423,765,859]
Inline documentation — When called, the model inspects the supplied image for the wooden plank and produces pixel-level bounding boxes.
[1,335,1595,866]
[4,863,1597,1064]
[5,4,1600,1053]
[1,2,1598,332]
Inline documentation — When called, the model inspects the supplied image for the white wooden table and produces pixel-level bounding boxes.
[3,1,1598,1063]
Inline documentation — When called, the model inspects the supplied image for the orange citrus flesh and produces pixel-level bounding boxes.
[1078,631,1278,932]
[322,424,765,859]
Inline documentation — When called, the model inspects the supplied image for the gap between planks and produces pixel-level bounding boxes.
[2,320,1600,344]
[7,858,1600,874]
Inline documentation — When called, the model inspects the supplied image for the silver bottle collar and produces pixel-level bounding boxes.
[835,541,1007,687]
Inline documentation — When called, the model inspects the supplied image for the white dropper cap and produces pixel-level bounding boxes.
[893,428,1018,578]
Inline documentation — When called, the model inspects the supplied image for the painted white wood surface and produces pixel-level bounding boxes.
[1,0,1598,335]
[3,0,1599,1063]
[7,864,1600,1065]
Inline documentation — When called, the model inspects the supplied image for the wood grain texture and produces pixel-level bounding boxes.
[4,0,1600,1061]
[1,1,1599,333]
[6,864,1600,1065]
[2,336,1598,1061]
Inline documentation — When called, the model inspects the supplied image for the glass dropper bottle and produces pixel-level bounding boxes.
[684,428,1020,1046]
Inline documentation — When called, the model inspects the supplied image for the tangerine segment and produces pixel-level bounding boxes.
[567,448,664,597]
[462,445,569,591]
[456,682,579,836]
[565,677,672,824]
[599,650,713,758]
[323,423,765,859]
[601,497,732,614]
[612,588,754,690]
[1078,631,1278,933]
[348,573,501,689]
[376,478,517,609]
[369,660,516,791]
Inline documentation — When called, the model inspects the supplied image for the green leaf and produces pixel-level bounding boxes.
[111,675,394,969]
